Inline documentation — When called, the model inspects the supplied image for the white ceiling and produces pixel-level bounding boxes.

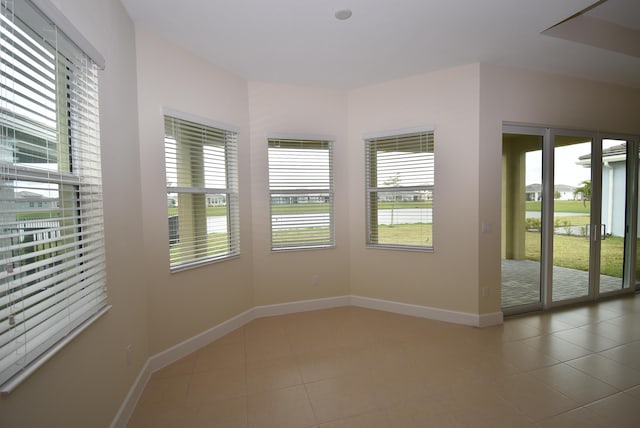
[120,0,640,89]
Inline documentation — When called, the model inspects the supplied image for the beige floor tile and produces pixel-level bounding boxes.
[455,350,521,383]
[514,314,576,334]
[552,306,620,326]
[578,321,640,343]
[288,329,343,355]
[538,407,611,428]
[318,410,391,428]
[370,365,434,407]
[296,348,366,383]
[246,355,303,394]
[442,379,535,427]
[552,328,624,352]
[493,373,579,420]
[136,374,191,408]
[193,396,248,428]
[625,385,640,401]
[127,295,640,428]
[152,354,197,379]
[599,341,640,371]
[565,354,640,390]
[500,340,560,371]
[245,334,293,362]
[360,340,415,373]
[520,334,592,362]
[247,384,316,428]
[529,363,618,405]
[128,400,200,428]
[305,372,378,423]
[193,341,245,373]
[498,318,545,341]
[187,366,246,403]
[384,392,465,428]
[585,392,640,427]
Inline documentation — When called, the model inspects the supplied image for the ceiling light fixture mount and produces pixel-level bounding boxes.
[335,9,352,20]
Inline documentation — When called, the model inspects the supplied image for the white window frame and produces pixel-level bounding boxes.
[365,128,435,251]
[164,110,240,271]
[268,134,334,251]
[0,0,107,392]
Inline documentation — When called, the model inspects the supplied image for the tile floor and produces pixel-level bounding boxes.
[128,294,640,427]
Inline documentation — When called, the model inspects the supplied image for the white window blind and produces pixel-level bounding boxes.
[0,0,107,390]
[164,114,239,270]
[268,138,334,250]
[365,130,434,249]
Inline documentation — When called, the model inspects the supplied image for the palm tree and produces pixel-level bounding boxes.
[574,180,591,207]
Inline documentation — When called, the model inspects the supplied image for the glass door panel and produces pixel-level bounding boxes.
[552,136,592,302]
[501,133,543,309]
[599,139,628,293]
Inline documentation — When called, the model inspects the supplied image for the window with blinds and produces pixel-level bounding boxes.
[268,138,334,250]
[0,0,107,390]
[365,130,434,250]
[164,114,239,270]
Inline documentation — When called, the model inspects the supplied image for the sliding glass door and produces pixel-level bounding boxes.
[551,133,593,303]
[502,126,638,314]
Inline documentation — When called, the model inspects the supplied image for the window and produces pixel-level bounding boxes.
[1,0,107,390]
[268,137,334,250]
[365,130,434,249]
[164,113,239,270]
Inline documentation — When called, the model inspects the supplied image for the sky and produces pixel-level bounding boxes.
[525,140,622,187]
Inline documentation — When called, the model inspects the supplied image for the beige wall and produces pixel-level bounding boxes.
[347,64,482,314]
[0,0,148,426]
[135,29,254,354]
[248,82,351,305]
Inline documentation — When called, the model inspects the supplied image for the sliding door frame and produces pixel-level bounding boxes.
[502,124,640,314]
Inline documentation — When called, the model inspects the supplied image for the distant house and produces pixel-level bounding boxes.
[577,143,627,237]
[15,190,59,211]
[525,184,576,201]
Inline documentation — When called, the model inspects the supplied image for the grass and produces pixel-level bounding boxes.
[373,223,433,247]
[168,201,433,218]
[526,200,590,213]
[525,231,625,277]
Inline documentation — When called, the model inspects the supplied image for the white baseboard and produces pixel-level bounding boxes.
[253,295,351,318]
[113,294,503,426]
[478,311,504,327]
[109,359,151,428]
[350,295,503,327]
[148,307,255,373]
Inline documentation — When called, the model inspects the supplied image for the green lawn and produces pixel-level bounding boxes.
[525,231,624,277]
[526,200,590,213]
[168,201,433,218]
[373,223,433,247]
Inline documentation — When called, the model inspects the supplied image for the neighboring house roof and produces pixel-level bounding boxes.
[526,183,575,192]
[578,142,627,161]
[15,191,45,199]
